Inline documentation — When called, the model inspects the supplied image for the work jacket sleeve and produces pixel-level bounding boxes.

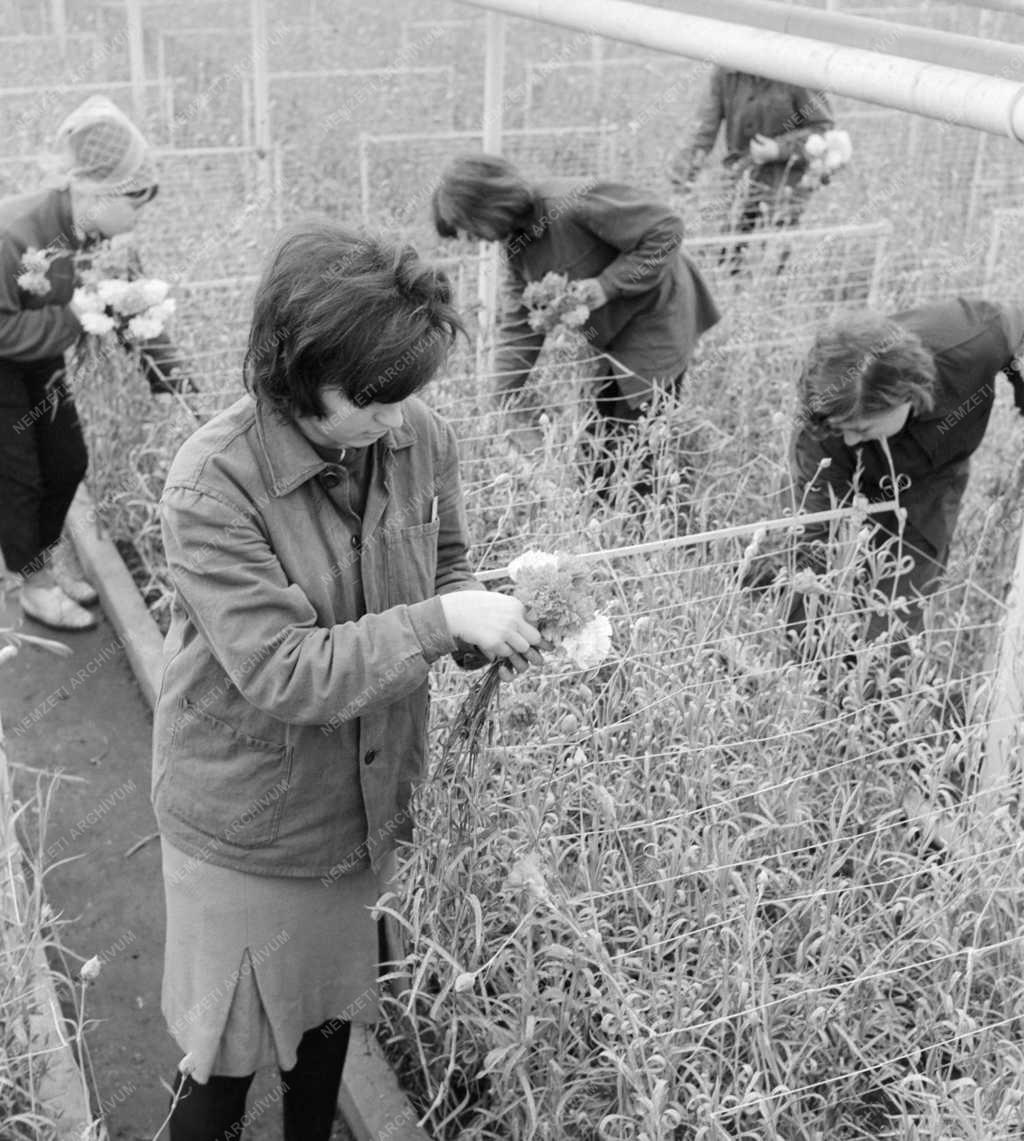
[0,238,81,362]
[773,88,835,162]
[574,184,684,301]
[670,69,724,185]
[160,484,459,726]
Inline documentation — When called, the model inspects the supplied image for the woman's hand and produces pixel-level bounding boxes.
[575,278,609,311]
[439,592,544,680]
[749,134,782,164]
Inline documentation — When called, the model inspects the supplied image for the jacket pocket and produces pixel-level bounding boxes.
[384,520,440,603]
[161,698,293,849]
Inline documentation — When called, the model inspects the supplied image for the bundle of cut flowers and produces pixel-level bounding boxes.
[439,550,613,779]
[72,234,175,341]
[72,275,175,341]
[800,128,853,189]
[17,246,60,297]
[521,271,592,352]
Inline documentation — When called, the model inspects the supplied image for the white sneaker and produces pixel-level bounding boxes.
[54,573,99,606]
[21,584,97,631]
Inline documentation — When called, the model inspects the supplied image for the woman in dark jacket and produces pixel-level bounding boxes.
[670,68,835,237]
[432,153,720,495]
[0,95,184,631]
[153,222,544,1141]
[781,298,1024,650]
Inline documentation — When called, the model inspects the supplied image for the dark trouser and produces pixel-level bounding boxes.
[0,358,88,578]
[788,470,969,661]
[583,366,688,504]
[167,1019,351,1141]
[719,171,812,275]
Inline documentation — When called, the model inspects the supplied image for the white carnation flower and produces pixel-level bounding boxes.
[561,613,612,670]
[825,129,853,165]
[139,278,170,307]
[126,313,163,341]
[72,286,105,315]
[803,133,827,158]
[506,549,560,582]
[823,150,844,172]
[149,298,176,323]
[79,311,115,335]
[505,853,550,902]
[96,278,131,308]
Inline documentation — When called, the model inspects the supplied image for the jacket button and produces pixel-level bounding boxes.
[321,470,341,488]
[364,749,377,765]
[351,534,361,549]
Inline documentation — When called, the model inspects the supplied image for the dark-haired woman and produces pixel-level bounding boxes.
[152,222,544,1141]
[432,152,720,499]
[781,298,1024,648]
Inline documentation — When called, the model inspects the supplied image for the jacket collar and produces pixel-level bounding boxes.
[254,399,417,498]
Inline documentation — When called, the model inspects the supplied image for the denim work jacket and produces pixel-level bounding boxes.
[152,395,483,879]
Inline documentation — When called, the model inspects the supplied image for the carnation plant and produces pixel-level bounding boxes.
[521,271,592,352]
[801,129,854,190]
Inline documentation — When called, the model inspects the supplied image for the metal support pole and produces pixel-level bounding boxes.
[50,0,67,59]
[477,12,506,379]
[981,515,1024,818]
[251,0,271,155]
[251,0,271,203]
[126,0,146,120]
[456,0,1024,142]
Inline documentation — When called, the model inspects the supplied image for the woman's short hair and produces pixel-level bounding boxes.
[245,222,464,419]
[798,312,937,436]
[431,153,533,240]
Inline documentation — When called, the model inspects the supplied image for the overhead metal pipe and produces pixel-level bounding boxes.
[959,0,1024,14]
[457,0,1024,141]
[665,0,1024,80]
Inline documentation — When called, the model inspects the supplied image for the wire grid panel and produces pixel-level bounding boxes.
[978,208,1024,296]
[0,79,179,153]
[687,221,889,332]
[522,55,704,131]
[357,125,626,230]
[155,29,249,147]
[132,147,276,282]
[963,133,1024,238]
[170,277,258,391]
[270,67,458,221]
[4,0,49,34]
[0,33,115,84]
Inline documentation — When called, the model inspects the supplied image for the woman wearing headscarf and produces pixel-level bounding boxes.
[0,95,184,631]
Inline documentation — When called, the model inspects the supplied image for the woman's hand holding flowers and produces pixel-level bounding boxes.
[440,592,545,681]
[574,277,608,311]
[749,134,782,164]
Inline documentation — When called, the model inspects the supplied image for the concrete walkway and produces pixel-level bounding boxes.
[5,608,353,1140]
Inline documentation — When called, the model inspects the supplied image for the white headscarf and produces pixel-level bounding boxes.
[53,95,156,195]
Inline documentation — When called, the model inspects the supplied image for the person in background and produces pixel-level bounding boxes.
[762,298,1024,653]
[0,95,188,631]
[153,222,544,1141]
[431,153,720,498]
[670,68,836,240]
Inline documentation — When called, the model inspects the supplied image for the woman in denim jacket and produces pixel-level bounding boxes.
[152,222,543,1140]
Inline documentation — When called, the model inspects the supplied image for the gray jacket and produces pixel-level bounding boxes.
[152,394,482,879]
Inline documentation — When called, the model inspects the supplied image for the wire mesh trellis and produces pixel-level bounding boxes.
[0,77,180,151]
